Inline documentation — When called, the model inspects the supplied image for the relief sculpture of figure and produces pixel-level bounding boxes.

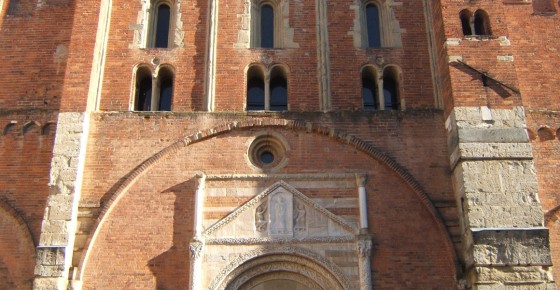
[275,196,287,234]
[294,202,306,231]
[255,204,267,232]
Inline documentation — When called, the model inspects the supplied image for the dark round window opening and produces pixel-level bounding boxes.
[248,134,288,171]
[260,151,275,164]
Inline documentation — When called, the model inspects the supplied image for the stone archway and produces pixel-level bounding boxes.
[235,273,317,290]
[217,253,346,290]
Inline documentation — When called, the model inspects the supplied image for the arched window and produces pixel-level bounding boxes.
[151,2,172,48]
[473,10,491,36]
[133,65,174,111]
[365,4,381,48]
[157,67,174,111]
[250,1,285,48]
[260,4,274,48]
[269,66,287,111]
[246,65,288,111]
[247,66,266,110]
[135,67,153,111]
[459,9,473,36]
[382,68,400,110]
[361,66,379,110]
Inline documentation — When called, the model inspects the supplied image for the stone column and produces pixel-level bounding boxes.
[357,236,373,290]
[33,113,90,290]
[356,174,369,230]
[355,173,372,290]
[190,174,206,290]
[446,106,555,289]
[189,240,204,290]
[315,0,331,111]
[205,0,218,111]
[194,173,206,237]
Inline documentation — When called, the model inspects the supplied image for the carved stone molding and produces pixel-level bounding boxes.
[233,271,322,290]
[208,245,353,290]
[205,236,355,245]
[224,260,334,290]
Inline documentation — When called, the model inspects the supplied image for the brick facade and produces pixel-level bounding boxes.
[0,0,558,288]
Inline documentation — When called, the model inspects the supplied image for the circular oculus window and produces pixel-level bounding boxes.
[248,134,288,171]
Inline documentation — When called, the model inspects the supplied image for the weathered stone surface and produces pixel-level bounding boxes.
[460,160,539,194]
[34,247,66,277]
[46,195,74,220]
[471,229,552,266]
[474,283,555,290]
[458,128,529,143]
[476,265,554,283]
[457,143,533,159]
[454,160,543,228]
[448,107,554,289]
[33,277,67,289]
[450,107,527,130]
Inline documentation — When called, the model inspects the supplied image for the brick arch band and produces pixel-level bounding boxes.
[77,118,459,281]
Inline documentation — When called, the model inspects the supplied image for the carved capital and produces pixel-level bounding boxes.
[195,172,206,189]
[189,241,204,259]
[358,239,372,258]
[355,173,368,187]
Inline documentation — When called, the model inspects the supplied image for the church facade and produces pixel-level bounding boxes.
[0,0,559,288]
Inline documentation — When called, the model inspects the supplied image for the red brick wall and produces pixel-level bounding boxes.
[527,112,560,281]
[81,117,456,288]
[0,0,73,110]
[440,1,523,111]
[94,0,442,112]
[81,112,454,204]
[0,112,57,244]
[327,0,437,110]
[211,0,320,111]
[0,195,38,290]
[439,0,560,280]
[0,1,74,284]
[98,0,207,111]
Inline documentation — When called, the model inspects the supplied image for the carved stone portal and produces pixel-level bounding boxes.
[199,181,366,290]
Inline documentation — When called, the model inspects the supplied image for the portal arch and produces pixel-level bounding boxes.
[212,246,350,290]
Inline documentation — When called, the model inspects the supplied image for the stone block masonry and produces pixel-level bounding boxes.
[34,113,90,290]
[447,106,555,289]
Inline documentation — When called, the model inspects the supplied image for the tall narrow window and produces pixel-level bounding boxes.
[247,66,265,110]
[362,67,379,110]
[154,3,171,48]
[158,68,173,111]
[383,68,399,110]
[365,4,381,48]
[270,66,287,111]
[260,4,274,48]
[459,10,473,36]
[473,10,491,36]
[135,68,153,111]
[6,0,20,15]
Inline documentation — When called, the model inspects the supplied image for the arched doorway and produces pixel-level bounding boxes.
[219,253,347,290]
